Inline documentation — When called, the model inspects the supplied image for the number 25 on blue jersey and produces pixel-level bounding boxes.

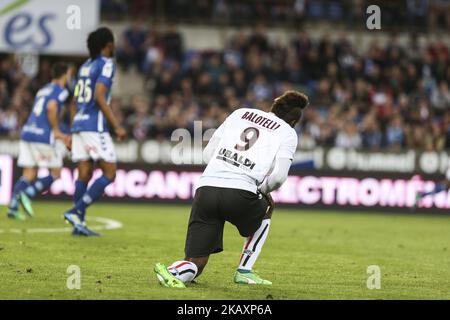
[75,79,93,104]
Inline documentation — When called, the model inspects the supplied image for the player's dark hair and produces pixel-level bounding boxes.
[87,27,114,59]
[51,62,68,79]
[271,90,309,127]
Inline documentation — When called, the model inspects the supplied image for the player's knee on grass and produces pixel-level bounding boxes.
[260,192,274,220]
[263,209,273,220]
[263,201,274,219]
[186,256,209,278]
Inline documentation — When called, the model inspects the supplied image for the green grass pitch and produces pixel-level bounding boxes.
[0,201,449,300]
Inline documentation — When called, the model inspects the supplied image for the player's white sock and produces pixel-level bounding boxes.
[238,219,271,271]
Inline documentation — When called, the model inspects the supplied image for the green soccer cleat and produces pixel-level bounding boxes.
[7,209,26,221]
[19,192,34,217]
[154,263,186,288]
[234,270,272,285]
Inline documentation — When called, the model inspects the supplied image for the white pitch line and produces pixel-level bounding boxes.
[0,216,123,234]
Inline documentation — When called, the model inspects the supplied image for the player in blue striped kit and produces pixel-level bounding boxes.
[412,161,450,209]
[63,27,126,236]
[7,63,71,220]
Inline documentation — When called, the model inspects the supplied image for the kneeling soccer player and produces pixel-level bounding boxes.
[155,90,309,287]
[7,63,71,220]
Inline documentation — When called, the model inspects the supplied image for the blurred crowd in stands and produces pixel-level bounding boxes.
[1,3,450,151]
[101,0,450,32]
[116,23,450,151]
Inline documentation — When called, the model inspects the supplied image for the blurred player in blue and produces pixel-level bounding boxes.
[7,63,72,220]
[63,27,126,236]
[412,162,450,209]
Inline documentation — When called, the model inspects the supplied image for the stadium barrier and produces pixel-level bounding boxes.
[1,139,449,175]
[0,154,448,213]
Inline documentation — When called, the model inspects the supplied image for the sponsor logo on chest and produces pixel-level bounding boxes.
[216,148,256,170]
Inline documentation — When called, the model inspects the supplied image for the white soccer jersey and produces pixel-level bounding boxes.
[198,107,298,193]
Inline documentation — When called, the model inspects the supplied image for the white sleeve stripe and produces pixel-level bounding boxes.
[101,61,114,78]
[58,89,69,102]
[98,110,104,132]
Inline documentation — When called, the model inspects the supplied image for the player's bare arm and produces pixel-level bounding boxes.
[95,82,126,141]
[69,96,77,127]
[47,100,71,149]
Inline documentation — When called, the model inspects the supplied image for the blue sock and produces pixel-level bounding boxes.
[24,175,54,198]
[421,184,446,197]
[74,180,88,204]
[73,176,112,219]
[9,178,31,210]
[73,180,88,220]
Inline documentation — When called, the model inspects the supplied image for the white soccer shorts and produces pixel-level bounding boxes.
[17,140,66,168]
[71,132,117,163]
